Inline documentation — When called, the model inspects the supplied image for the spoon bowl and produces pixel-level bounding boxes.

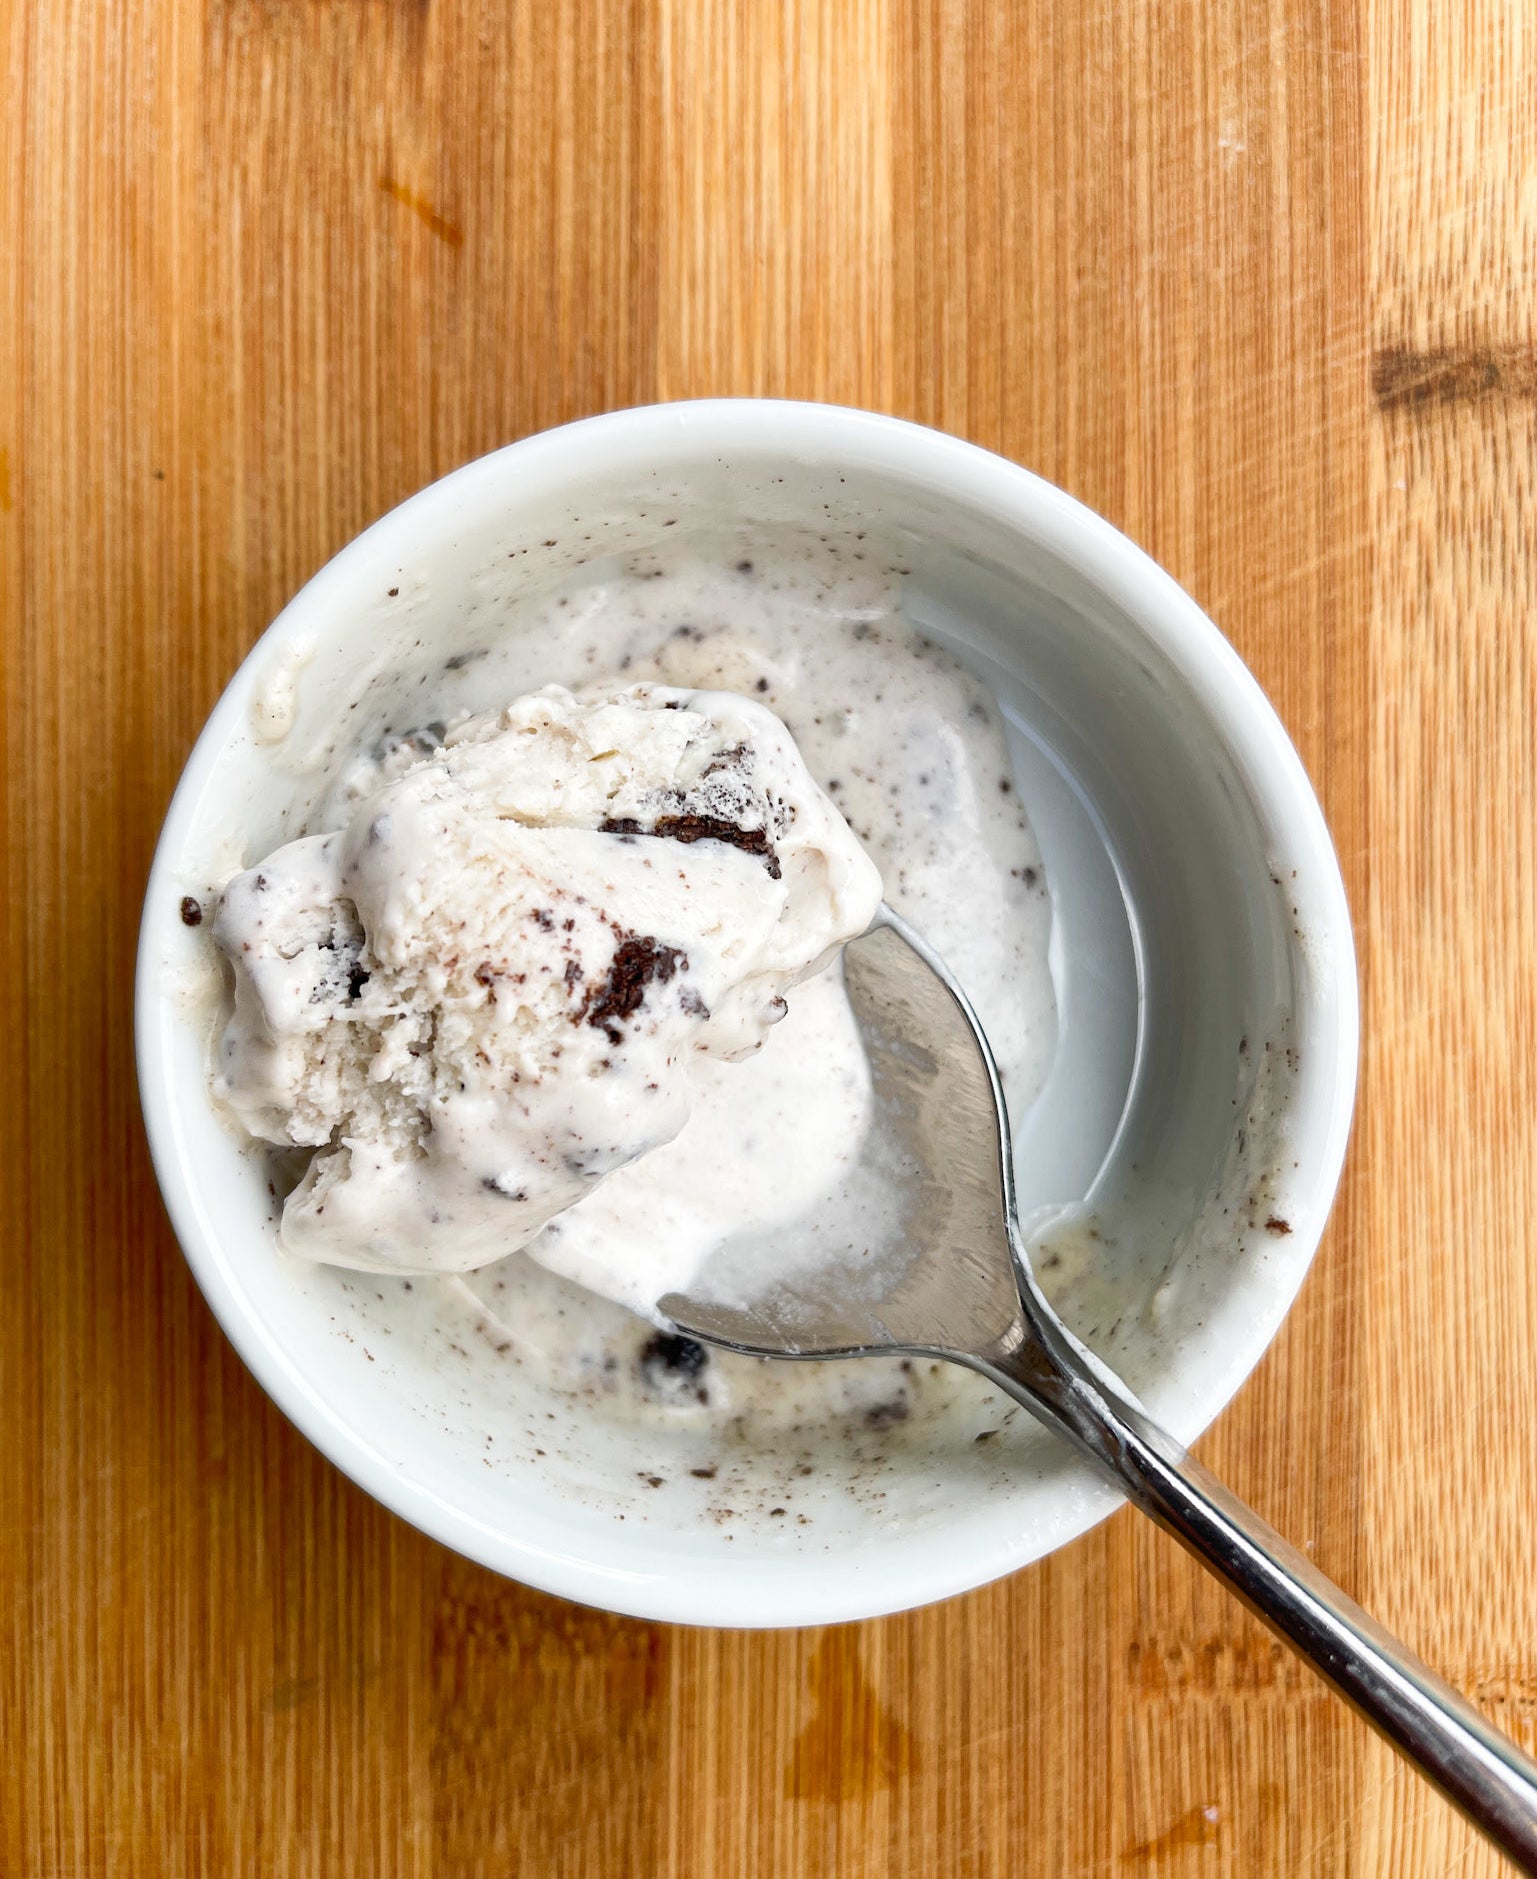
[664,909,1020,1361]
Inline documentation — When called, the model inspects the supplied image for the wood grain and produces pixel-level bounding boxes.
[2,0,1532,1872]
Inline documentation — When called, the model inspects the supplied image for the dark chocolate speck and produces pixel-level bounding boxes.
[482,1177,529,1203]
[640,1333,708,1383]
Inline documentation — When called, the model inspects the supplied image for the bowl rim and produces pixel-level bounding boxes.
[135,398,1360,1627]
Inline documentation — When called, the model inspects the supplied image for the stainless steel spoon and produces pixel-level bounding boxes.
[661,904,1537,1870]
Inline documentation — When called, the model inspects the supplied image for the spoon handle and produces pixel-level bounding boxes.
[985,1343,1537,1870]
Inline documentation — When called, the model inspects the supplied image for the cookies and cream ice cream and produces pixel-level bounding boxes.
[212,682,882,1291]
[190,544,1060,1451]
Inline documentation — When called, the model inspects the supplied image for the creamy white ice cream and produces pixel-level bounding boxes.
[212,682,882,1295]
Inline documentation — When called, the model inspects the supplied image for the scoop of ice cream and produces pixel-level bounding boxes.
[212,682,882,1279]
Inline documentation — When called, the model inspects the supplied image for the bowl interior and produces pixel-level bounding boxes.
[137,405,1355,1625]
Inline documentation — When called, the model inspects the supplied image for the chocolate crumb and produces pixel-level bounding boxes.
[755,677,770,693]
[769,1507,786,1517]
[690,1465,717,1480]
[178,896,203,927]
[346,963,369,1002]
[640,1474,664,1488]
[1265,1216,1293,1236]
[482,1176,529,1202]
[656,811,779,875]
[580,933,687,1042]
[863,1399,910,1431]
[599,812,782,879]
[639,1332,708,1383]
[736,559,754,574]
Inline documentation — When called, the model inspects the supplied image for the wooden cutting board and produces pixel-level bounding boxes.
[4,1,1534,1871]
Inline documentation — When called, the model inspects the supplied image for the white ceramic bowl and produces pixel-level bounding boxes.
[136,401,1357,1626]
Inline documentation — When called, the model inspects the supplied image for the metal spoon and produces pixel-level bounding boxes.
[661,904,1537,1869]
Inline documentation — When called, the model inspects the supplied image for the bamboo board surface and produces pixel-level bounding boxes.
[3,1,1535,1872]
